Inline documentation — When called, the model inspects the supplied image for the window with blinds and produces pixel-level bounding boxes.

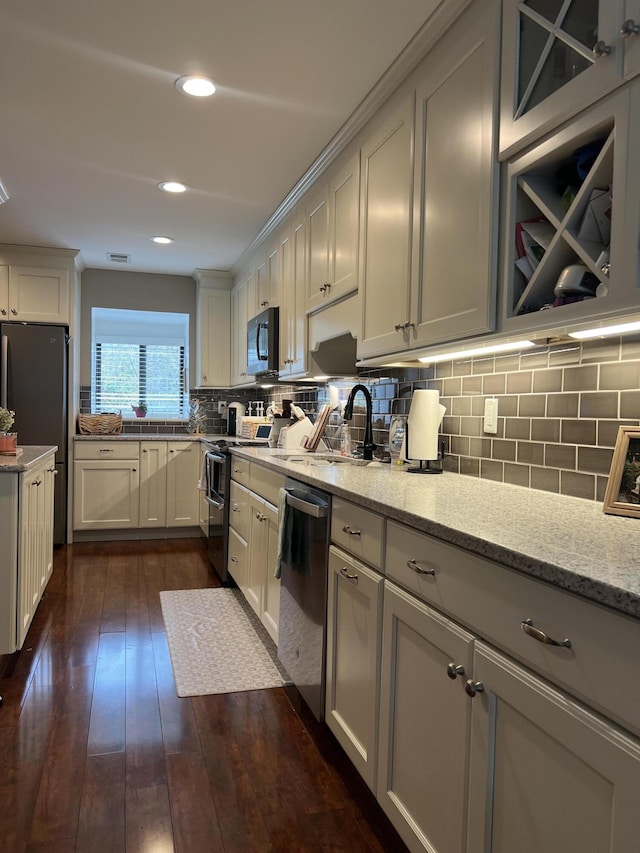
[91,308,189,418]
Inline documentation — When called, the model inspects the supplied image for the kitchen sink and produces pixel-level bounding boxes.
[283,455,370,467]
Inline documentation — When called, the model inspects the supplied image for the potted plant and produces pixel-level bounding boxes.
[0,407,17,453]
[131,402,148,418]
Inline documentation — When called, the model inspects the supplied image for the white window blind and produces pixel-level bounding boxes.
[91,308,189,418]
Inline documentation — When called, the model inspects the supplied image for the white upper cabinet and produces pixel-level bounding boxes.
[409,0,499,349]
[305,151,360,313]
[230,273,256,387]
[358,95,415,359]
[499,0,640,156]
[358,0,499,360]
[5,265,70,324]
[195,273,232,388]
[278,212,307,377]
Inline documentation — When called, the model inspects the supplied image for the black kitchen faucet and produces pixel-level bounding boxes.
[343,384,376,461]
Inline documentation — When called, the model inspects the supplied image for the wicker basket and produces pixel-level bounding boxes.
[77,412,123,435]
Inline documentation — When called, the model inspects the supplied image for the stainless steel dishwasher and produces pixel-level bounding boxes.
[277,477,331,721]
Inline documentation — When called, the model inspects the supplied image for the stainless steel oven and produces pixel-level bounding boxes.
[203,441,231,584]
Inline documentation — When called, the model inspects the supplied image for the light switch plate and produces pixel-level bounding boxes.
[484,397,498,434]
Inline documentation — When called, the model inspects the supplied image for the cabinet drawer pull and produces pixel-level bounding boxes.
[232,504,240,512]
[339,566,358,583]
[465,679,484,698]
[342,525,361,536]
[621,18,640,37]
[521,618,571,649]
[98,448,114,453]
[11,308,17,315]
[231,556,239,563]
[447,662,465,680]
[0,308,6,315]
[407,558,435,576]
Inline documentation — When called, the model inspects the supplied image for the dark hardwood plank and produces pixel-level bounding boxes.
[75,752,125,852]
[1,537,408,852]
[165,751,225,851]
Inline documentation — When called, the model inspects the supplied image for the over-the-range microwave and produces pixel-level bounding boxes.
[247,306,279,377]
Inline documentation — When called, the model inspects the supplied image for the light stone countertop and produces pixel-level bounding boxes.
[0,445,57,472]
[73,433,229,441]
[233,447,640,620]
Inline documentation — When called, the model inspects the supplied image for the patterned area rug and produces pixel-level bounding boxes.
[160,587,291,697]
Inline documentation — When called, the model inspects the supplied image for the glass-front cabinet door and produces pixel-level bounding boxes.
[500,0,626,155]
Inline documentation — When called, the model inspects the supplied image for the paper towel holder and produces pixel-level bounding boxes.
[405,424,444,474]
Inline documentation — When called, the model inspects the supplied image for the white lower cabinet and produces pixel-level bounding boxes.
[467,643,640,853]
[377,581,474,853]
[325,545,383,791]
[74,439,200,532]
[73,458,140,529]
[1,451,56,654]
[246,493,280,644]
[165,441,200,527]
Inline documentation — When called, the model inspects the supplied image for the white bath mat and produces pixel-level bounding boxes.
[160,587,291,697]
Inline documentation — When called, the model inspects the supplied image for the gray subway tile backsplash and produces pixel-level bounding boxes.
[79,335,638,504]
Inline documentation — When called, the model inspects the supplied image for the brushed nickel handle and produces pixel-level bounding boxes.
[260,300,268,307]
[621,19,640,37]
[232,504,240,512]
[98,448,114,453]
[342,525,361,536]
[11,308,17,315]
[465,679,484,697]
[593,40,612,57]
[132,468,137,472]
[340,566,358,583]
[231,556,239,563]
[143,448,147,452]
[169,449,175,453]
[447,663,465,680]
[521,618,571,648]
[394,322,404,331]
[404,322,415,330]
[255,511,266,521]
[407,558,435,576]
[0,308,6,315]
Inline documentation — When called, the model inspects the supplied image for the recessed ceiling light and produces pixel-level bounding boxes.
[175,75,216,97]
[158,181,187,193]
[150,236,174,244]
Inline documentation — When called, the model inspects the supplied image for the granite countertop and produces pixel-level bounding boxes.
[232,447,640,620]
[0,445,58,472]
[74,433,229,441]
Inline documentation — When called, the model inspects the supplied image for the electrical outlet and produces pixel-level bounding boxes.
[483,397,498,434]
[217,401,228,415]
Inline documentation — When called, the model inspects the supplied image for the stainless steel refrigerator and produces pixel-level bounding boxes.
[1,323,68,544]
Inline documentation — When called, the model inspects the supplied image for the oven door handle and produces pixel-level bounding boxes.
[205,450,226,464]
[205,491,224,509]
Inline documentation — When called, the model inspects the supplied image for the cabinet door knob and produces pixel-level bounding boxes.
[132,468,137,472]
[11,308,18,315]
[0,308,6,315]
[407,558,435,576]
[465,679,484,698]
[521,618,571,648]
[592,40,612,57]
[446,662,465,680]
[621,19,640,37]
[260,300,268,307]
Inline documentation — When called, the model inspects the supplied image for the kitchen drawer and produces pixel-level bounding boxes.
[331,498,384,570]
[229,455,251,488]
[74,440,140,461]
[229,481,251,542]
[249,463,285,506]
[385,520,640,736]
[227,527,248,588]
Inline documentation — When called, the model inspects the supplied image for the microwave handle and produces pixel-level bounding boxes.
[257,321,268,362]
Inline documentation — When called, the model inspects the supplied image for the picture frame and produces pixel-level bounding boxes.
[603,426,640,517]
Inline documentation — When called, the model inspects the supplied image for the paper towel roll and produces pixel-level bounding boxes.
[406,390,446,461]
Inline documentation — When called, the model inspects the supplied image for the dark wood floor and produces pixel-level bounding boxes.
[0,538,407,852]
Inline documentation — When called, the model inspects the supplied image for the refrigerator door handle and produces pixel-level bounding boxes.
[1,334,7,409]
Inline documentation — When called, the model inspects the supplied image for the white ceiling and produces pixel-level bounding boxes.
[0,0,444,277]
